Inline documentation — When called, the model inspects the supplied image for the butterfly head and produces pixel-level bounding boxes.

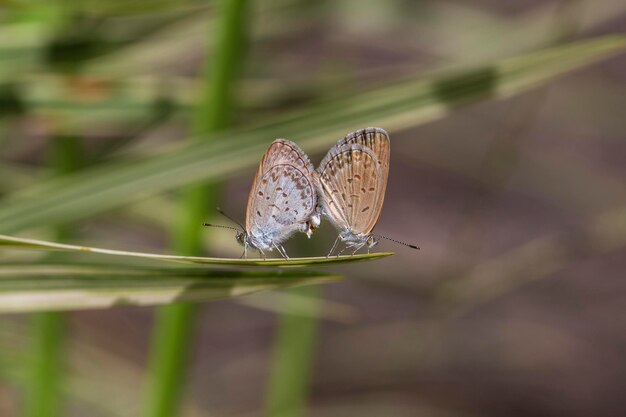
[366,234,379,249]
[235,230,247,246]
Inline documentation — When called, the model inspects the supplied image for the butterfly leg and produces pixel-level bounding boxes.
[351,243,366,256]
[274,243,289,260]
[337,244,351,257]
[327,235,341,258]
[259,248,266,261]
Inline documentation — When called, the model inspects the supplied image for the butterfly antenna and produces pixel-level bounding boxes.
[374,234,420,250]
[203,223,241,232]
[216,207,245,231]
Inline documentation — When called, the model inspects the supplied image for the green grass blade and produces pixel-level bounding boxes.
[0,36,624,234]
[25,133,83,417]
[0,264,340,314]
[25,311,65,417]
[144,0,250,415]
[0,233,392,267]
[142,302,198,417]
[264,285,321,417]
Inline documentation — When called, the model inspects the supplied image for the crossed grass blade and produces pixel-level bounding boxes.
[0,36,625,233]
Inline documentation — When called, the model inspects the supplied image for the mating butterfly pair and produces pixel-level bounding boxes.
[206,128,417,258]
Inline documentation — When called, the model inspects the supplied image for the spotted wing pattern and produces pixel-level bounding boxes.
[316,143,386,235]
[246,139,317,244]
[336,127,390,205]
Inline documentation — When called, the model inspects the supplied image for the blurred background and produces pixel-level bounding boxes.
[1,0,626,416]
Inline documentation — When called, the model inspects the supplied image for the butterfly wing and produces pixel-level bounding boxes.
[338,127,390,179]
[335,127,390,221]
[246,139,317,244]
[316,143,386,235]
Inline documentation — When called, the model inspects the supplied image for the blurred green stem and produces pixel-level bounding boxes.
[25,136,82,417]
[265,285,321,417]
[142,0,250,417]
[26,312,65,417]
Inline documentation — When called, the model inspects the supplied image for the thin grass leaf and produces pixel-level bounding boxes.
[0,36,624,234]
[265,285,321,417]
[0,234,393,267]
[24,131,84,417]
[26,311,65,417]
[0,263,340,314]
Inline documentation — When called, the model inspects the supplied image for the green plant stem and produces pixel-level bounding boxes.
[142,1,250,416]
[193,0,249,135]
[264,214,326,417]
[25,312,65,417]
[50,136,84,177]
[142,303,198,417]
[265,285,321,417]
[25,136,82,417]
[24,312,65,417]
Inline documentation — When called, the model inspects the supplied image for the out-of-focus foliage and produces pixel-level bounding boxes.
[0,263,340,313]
[1,0,626,416]
[1,36,624,234]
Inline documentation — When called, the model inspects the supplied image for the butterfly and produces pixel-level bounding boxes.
[316,127,418,255]
[206,139,320,259]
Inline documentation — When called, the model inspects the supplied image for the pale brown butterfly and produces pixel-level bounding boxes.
[205,139,320,259]
[315,127,418,255]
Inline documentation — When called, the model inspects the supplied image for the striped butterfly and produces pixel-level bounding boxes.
[315,127,418,255]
